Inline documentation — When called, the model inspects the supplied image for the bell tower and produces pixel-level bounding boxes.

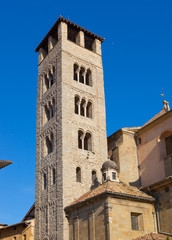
[35,16,107,240]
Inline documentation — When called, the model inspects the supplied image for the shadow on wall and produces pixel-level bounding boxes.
[90,178,100,190]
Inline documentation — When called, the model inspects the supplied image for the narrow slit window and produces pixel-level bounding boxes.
[76,167,81,182]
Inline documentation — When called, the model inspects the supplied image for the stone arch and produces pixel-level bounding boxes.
[80,98,86,116]
[86,68,92,86]
[84,132,92,151]
[73,63,79,81]
[74,95,80,114]
[79,67,85,84]
[86,100,93,118]
[78,129,84,149]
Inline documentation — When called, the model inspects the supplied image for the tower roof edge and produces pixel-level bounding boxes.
[35,16,105,52]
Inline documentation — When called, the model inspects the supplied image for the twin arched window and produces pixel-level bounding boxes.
[73,64,92,86]
[75,96,92,118]
[44,98,55,124]
[78,130,92,151]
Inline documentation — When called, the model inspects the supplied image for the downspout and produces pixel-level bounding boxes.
[134,134,141,187]
[147,188,172,236]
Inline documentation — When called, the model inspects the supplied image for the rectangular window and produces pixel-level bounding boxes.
[131,213,143,231]
[23,235,26,240]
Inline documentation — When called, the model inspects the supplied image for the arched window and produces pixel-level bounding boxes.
[75,96,80,114]
[84,132,92,151]
[78,130,84,149]
[80,99,86,116]
[43,173,47,190]
[52,168,56,185]
[92,170,97,184]
[45,75,49,91]
[45,133,53,155]
[86,69,92,86]
[49,72,53,87]
[86,101,92,118]
[44,105,50,123]
[74,64,79,81]
[79,67,85,84]
[76,167,81,182]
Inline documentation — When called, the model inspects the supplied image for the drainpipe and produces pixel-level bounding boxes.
[147,188,172,236]
[134,135,141,187]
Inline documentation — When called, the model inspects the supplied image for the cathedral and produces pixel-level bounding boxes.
[0,16,172,240]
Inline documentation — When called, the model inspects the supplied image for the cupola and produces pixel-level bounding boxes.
[101,158,119,183]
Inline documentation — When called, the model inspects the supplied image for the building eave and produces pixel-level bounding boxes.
[35,16,105,52]
[0,160,13,169]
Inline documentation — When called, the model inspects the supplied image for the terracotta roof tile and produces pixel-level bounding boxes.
[141,109,167,128]
[133,233,172,240]
[66,181,154,208]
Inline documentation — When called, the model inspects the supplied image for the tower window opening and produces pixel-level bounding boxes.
[68,25,79,43]
[75,96,80,114]
[52,98,55,118]
[78,130,84,149]
[80,99,86,116]
[73,64,79,81]
[86,69,92,86]
[44,105,50,122]
[53,66,55,83]
[45,75,49,91]
[86,101,92,118]
[84,132,92,151]
[43,173,47,190]
[23,234,26,240]
[79,67,85,84]
[84,34,94,51]
[45,133,53,156]
[49,71,54,87]
[103,173,106,181]
[92,170,97,184]
[76,167,81,183]
[52,168,56,185]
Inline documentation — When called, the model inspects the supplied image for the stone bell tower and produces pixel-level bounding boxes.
[35,16,107,240]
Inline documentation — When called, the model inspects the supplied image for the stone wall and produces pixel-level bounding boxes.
[35,20,107,240]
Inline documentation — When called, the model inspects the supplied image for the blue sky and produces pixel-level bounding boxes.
[0,0,172,225]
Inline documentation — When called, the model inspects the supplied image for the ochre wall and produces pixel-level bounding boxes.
[109,198,157,240]
[0,219,34,240]
[108,130,140,187]
[67,196,156,240]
